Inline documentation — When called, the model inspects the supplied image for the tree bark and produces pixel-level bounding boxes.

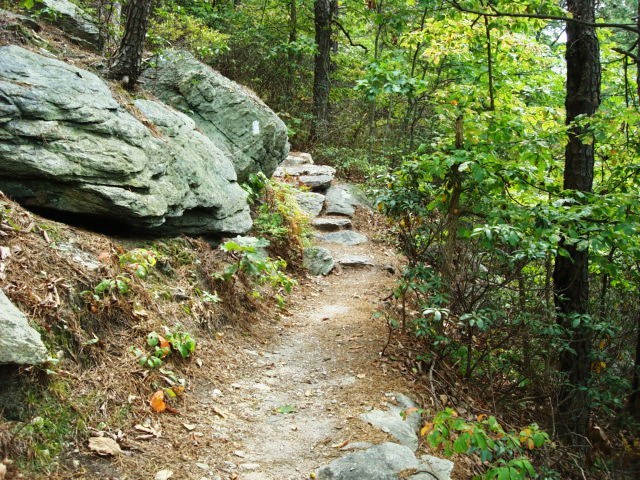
[311,0,337,142]
[553,0,601,442]
[109,0,153,89]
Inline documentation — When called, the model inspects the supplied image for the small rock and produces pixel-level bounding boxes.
[303,247,334,276]
[283,152,314,166]
[155,469,174,480]
[195,463,209,470]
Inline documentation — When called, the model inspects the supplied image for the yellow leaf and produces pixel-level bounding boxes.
[420,422,434,437]
[526,438,535,450]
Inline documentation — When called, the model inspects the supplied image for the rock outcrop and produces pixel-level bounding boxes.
[143,50,289,181]
[0,45,251,235]
[0,289,48,365]
[36,0,103,51]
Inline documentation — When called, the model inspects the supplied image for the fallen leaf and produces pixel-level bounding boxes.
[356,374,366,379]
[134,423,161,439]
[150,390,167,413]
[0,246,10,260]
[0,463,6,480]
[211,405,229,418]
[157,335,170,349]
[88,436,122,456]
[155,469,173,480]
[182,423,196,431]
[275,405,296,414]
[331,439,349,449]
[420,422,434,437]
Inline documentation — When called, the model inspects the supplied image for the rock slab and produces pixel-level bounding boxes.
[324,184,360,217]
[0,45,251,235]
[37,0,102,50]
[294,191,325,218]
[312,217,352,232]
[316,442,449,480]
[361,393,422,451]
[319,231,368,246]
[0,290,48,365]
[143,50,289,181]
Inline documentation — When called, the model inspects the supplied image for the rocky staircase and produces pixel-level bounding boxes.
[273,152,376,276]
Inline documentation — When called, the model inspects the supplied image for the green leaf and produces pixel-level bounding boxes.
[275,405,296,414]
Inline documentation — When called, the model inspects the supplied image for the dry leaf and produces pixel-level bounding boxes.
[0,463,6,480]
[150,390,167,413]
[155,469,174,480]
[134,423,161,439]
[331,439,349,449]
[182,423,196,431]
[88,436,122,456]
[0,246,10,260]
[420,422,434,437]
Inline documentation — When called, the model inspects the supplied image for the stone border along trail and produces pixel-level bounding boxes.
[184,153,454,480]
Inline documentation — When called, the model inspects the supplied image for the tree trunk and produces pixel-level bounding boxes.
[553,0,601,442]
[109,0,153,89]
[311,0,336,142]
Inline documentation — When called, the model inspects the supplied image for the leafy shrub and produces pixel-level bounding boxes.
[422,408,553,479]
[244,173,311,262]
[214,238,296,307]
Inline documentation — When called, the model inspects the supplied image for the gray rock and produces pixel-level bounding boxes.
[312,217,352,232]
[282,152,313,166]
[36,0,102,51]
[317,442,449,480]
[0,8,41,32]
[0,46,251,235]
[319,231,368,246]
[361,393,422,451]
[135,99,252,234]
[298,174,333,191]
[419,455,454,480]
[143,50,289,181]
[55,243,101,271]
[273,164,335,179]
[294,191,325,218]
[324,184,360,217]
[0,289,48,365]
[338,255,374,268]
[303,247,334,276]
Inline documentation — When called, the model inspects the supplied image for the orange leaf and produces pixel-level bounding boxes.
[150,390,167,413]
[158,335,170,349]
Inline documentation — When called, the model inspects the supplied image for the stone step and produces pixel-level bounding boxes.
[312,217,353,232]
[337,255,374,268]
[318,230,368,246]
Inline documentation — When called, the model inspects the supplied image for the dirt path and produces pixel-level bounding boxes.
[181,227,414,480]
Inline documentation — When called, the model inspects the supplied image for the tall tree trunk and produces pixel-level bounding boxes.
[553,0,601,442]
[311,0,336,142]
[109,0,152,89]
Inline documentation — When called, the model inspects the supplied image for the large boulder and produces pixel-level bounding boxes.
[0,45,251,235]
[36,0,103,51]
[142,50,289,181]
[0,290,48,365]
